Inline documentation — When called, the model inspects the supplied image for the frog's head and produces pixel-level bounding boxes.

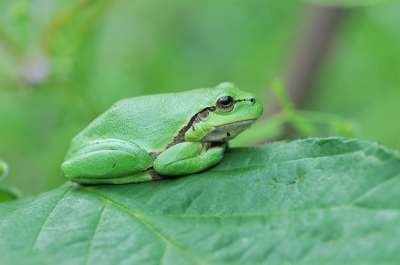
[185,82,263,142]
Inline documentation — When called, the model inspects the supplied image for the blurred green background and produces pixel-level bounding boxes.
[0,0,399,195]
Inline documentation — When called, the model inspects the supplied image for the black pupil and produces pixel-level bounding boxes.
[220,96,232,105]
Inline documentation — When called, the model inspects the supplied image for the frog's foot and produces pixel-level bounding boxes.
[61,139,154,184]
[153,141,227,176]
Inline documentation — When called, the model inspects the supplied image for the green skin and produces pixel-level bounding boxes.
[61,82,263,184]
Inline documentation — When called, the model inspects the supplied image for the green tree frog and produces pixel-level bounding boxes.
[61,82,263,184]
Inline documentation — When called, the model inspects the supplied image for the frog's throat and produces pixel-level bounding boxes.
[164,106,216,150]
[201,119,256,142]
[160,98,253,153]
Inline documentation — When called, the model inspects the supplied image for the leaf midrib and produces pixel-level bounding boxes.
[85,189,205,265]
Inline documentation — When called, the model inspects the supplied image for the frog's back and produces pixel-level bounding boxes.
[67,89,215,156]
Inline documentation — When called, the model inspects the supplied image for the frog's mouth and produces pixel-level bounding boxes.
[201,119,256,142]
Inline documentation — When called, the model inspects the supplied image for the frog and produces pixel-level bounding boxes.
[61,82,263,184]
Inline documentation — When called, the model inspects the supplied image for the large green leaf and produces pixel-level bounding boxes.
[1,138,399,264]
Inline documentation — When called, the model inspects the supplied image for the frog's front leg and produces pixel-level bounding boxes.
[61,139,153,184]
[153,142,227,176]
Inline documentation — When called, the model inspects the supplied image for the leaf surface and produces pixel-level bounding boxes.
[1,138,400,264]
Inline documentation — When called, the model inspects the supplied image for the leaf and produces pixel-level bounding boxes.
[0,186,21,203]
[1,138,400,264]
[271,79,294,111]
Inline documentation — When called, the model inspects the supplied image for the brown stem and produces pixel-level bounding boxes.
[273,5,347,112]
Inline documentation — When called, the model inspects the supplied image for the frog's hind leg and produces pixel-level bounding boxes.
[61,139,154,184]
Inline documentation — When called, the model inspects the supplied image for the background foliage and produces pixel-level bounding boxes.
[0,0,400,195]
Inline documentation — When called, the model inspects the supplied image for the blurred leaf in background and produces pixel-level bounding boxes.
[0,0,399,195]
[305,3,400,149]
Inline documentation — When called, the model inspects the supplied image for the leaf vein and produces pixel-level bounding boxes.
[148,204,400,219]
[85,188,204,265]
[32,188,70,249]
[351,172,400,205]
[84,201,108,265]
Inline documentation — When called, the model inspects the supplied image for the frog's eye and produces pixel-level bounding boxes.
[216,96,235,112]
